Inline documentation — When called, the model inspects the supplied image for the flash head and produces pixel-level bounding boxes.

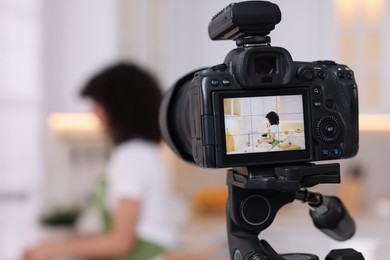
[209,1,281,41]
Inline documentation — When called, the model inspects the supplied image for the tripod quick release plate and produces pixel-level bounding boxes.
[229,163,340,192]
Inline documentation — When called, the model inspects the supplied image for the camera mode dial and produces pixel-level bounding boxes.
[316,115,342,143]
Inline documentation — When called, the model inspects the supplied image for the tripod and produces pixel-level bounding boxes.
[226,163,365,260]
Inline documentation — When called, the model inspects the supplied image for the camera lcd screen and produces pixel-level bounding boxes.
[224,94,306,155]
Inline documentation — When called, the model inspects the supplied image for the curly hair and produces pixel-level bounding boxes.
[265,111,280,125]
[81,63,162,145]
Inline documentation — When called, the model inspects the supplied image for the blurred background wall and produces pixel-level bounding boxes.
[0,0,389,259]
[0,0,43,257]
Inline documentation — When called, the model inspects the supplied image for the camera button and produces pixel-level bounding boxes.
[313,87,321,95]
[325,99,334,109]
[210,79,219,87]
[302,70,315,81]
[318,71,326,79]
[321,149,330,156]
[324,123,338,136]
[317,60,337,66]
[222,79,231,86]
[297,66,315,82]
[337,71,345,78]
[332,147,342,157]
[346,72,353,80]
[313,99,322,108]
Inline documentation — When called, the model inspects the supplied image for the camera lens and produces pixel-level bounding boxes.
[159,70,200,164]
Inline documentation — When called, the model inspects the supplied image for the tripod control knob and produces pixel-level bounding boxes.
[241,195,271,226]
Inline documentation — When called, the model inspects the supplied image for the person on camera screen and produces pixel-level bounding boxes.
[258,111,280,148]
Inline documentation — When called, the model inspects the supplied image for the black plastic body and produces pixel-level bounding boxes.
[189,46,359,168]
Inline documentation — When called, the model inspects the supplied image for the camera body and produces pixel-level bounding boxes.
[190,46,358,168]
[159,1,359,169]
[160,2,363,259]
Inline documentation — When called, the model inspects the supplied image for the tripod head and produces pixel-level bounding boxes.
[226,163,364,260]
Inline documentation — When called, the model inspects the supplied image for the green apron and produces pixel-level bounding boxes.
[267,129,280,148]
[271,139,280,148]
[95,178,165,260]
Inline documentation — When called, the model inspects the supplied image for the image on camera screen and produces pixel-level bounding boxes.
[224,95,306,155]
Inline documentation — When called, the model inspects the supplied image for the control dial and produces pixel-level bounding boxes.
[297,66,316,82]
[316,115,342,143]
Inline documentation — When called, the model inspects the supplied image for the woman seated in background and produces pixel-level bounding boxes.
[24,63,177,260]
[257,111,280,148]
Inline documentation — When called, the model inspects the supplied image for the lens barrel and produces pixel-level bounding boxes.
[159,70,201,164]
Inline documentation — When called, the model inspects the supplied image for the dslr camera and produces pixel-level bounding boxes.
[160,1,359,168]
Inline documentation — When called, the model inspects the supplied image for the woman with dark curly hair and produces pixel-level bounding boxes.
[24,63,177,260]
[258,111,280,147]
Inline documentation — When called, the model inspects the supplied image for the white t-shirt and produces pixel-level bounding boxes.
[270,124,279,141]
[105,139,177,248]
